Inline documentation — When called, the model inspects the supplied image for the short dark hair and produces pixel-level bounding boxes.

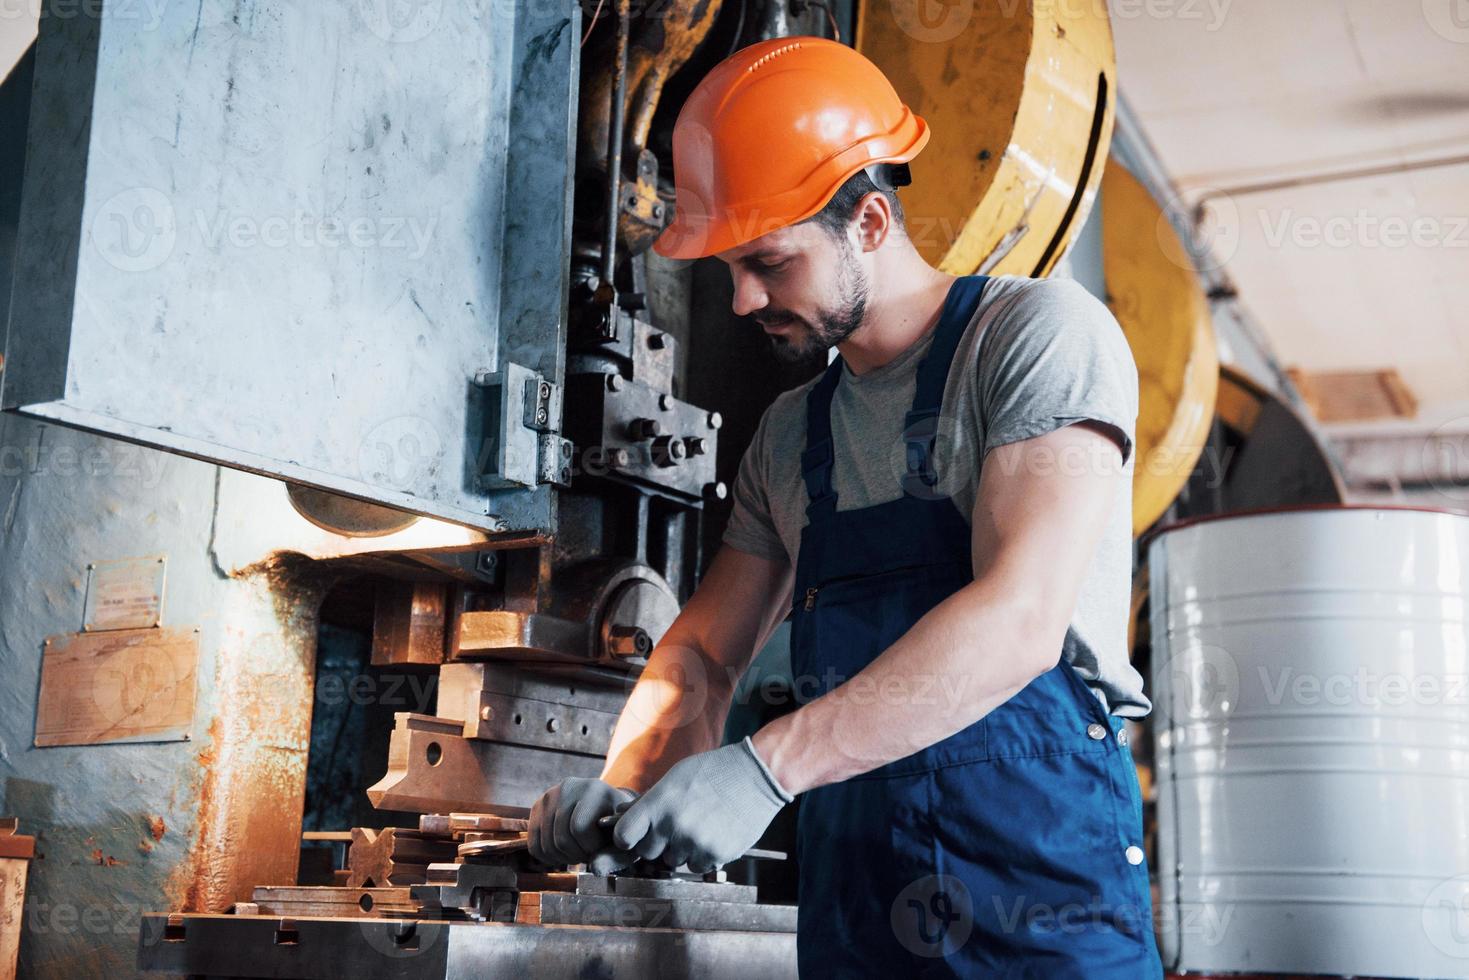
[802,167,907,241]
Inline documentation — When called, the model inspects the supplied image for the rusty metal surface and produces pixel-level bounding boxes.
[0,415,330,979]
[371,581,450,666]
[165,557,332,916]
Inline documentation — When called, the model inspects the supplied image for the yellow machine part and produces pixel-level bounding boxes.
[857,0,1116,277]
[1101,160,1219,537]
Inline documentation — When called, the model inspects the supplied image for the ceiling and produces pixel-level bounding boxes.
[1111,0,1469,440]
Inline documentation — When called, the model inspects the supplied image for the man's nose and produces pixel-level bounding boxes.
[729,270,768,318]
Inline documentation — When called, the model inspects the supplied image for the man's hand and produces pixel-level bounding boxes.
[527,777,638,868]
[608,737,793,873]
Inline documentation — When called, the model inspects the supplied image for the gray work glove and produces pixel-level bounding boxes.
[527,776,638,868]
[607,737,794,874]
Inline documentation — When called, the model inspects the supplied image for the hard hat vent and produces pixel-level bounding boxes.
[747,41,803,73]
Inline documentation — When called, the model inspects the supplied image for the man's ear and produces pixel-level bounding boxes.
[853,191,893,254]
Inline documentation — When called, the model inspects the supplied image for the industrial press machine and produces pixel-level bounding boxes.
[0,0,1310,976]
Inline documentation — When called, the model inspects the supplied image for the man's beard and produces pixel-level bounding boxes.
[765,245,869,365]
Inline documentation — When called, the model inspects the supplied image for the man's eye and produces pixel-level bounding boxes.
[760,260,789,272]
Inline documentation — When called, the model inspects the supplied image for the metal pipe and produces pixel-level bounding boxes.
[600,0,631,293]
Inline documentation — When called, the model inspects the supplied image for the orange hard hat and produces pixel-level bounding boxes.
[651,36,929,260]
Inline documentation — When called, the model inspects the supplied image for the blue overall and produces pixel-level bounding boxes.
[788,275,1163,978]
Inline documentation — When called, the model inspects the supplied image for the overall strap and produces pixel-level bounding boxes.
[800,356,846,521]
[902,275,990,496]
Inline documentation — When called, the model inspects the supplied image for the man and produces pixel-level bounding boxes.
[530,36,1163,977]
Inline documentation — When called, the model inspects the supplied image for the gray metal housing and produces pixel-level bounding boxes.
[2,0,579,532]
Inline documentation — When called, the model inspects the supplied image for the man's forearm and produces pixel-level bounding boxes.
[600,634,737,791]
[751,576,1060,795]
[596,546,795,793]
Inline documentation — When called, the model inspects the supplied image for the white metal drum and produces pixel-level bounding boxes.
[1147,506,1469,978]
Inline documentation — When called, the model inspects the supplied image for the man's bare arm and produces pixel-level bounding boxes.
[752,420,1127,795]
[601,543,795,791]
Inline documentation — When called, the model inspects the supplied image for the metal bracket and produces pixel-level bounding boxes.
[477,363,567,489]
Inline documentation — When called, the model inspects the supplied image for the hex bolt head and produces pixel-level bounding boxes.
[684,437,707,457]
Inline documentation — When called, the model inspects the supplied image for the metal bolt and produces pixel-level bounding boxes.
[658,394,673,411]
[606,374,624,392]
[653,204,665,220]
[607,625,651,659]
[608,448,631,469]
[480,706,494,722]
[704,481,728,501]
[706,411,723,430]
[629,418,663,440]
[536,409,548,425]
[546,718,561,733]
[684,437,706,457]
[652,436,686,468]
[539,381,551,398]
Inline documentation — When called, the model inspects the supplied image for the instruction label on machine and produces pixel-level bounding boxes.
[83,557,167,631]
[34,628,198,746]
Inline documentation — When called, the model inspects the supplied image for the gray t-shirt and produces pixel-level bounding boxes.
[722,274,1150,718]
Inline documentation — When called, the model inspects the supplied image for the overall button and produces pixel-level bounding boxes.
[1125,845,1144,866]
[1117,728,1129,746]
[1086,723,1107,740]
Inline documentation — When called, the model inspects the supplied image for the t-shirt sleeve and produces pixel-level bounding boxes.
[720,403,790,564]
[978,278,1138,465]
